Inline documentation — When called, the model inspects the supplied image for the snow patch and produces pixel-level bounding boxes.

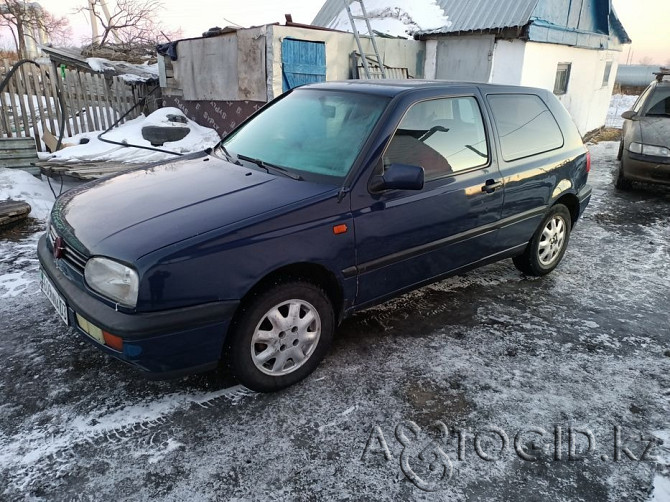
[0,272,32,298]
[606,94,638,129]
[86,57,115,73]
[45,107,221,164]
[0,168,55,220]
[326,0,451,37]
[651,430,670,502]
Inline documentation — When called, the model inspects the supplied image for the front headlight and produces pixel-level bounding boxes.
[84,257,139,308]
[629,142,670,157]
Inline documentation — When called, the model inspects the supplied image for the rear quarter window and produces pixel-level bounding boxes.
[487,94,564,162]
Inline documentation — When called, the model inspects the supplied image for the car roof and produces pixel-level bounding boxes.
[299,80,547,98]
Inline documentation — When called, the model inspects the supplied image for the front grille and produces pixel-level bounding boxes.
[49,226,88,274]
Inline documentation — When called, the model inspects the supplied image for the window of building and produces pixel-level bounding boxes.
[383,96,489,180]
[602,61,613,88]
[553,63,572,95]
[487,94,564,162]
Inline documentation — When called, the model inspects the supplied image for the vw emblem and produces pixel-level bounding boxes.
[54,236,65,259]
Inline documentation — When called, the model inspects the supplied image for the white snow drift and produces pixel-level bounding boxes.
[326,0,451,38]
[46,107,221,164]
[0,168,54,221]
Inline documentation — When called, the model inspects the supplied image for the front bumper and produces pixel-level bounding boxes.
[38,235,239,376]
[622,151,670,186]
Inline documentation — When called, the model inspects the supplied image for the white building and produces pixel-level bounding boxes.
[313,0,631,135]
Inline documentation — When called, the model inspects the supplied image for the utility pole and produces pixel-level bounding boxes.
[88,0,121,45]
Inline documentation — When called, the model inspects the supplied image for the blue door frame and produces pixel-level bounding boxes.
[281,39,327,92]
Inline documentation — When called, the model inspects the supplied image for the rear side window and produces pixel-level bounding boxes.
[644,86,670,117]
[487,94,564,162]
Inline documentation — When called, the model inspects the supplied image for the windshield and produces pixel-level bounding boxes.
[222,89,390,183]
[644,86,670,117]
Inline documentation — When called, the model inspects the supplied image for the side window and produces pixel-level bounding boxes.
[633,85,653,113]
[602,61,613,88]
[383,96,489,181]
[487,94,564,162]
[553,63,571,95]
[644,88,670,116]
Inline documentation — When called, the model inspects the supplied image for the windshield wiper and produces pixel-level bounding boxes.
[237,154,303,181]
[216,144,242,165]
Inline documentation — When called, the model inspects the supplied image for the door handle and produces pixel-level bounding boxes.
[481,179,503,194]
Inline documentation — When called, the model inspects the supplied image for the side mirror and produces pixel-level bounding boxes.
[369,163,425,192]
[621,110,638,120]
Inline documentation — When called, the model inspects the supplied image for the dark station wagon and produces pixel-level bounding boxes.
[38,81,592,392]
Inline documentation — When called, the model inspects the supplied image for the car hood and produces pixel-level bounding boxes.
[639,117,670,148]
[53,154,337,260]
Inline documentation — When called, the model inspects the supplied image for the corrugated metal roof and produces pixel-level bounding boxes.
[312,1,348,28]
[312,0,539,35]
[422,0,538,35]
[312,0,630,45]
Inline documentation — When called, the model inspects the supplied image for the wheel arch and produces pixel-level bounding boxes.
[553,192,580,226]
[235,262,344,324]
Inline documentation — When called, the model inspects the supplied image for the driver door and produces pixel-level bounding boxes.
[351,94,504,306]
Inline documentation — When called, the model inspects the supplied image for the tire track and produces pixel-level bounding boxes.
[1,385,257,495]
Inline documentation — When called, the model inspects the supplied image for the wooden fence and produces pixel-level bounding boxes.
[0,60,154,152]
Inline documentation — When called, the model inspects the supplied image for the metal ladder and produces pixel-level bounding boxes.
[343,0,387,79]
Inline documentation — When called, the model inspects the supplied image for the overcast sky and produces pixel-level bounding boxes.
[3,0,669,65]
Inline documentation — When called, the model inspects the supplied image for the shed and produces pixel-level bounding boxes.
[157,21,425,138]
[314,0,631,135]
[615,65,662,92]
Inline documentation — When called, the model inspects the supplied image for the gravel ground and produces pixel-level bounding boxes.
[0,141,669,501]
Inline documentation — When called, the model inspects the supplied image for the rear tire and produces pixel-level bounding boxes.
[513,204,572,277]
[226,281,334,392]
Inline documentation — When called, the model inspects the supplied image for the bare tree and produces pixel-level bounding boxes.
[82,0,178,52]
[0,1,70,59]
[637,56,654,66]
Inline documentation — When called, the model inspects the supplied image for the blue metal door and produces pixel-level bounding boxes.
[281,39,326,92]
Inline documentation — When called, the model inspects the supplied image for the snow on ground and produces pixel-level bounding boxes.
[0,169,56,299]
[45,107,221,164]
[606,94,639,128]
[0,168,54,220]
[651,430,670,501]
[326,0,451,37]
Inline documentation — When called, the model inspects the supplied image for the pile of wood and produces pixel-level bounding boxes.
[0,200,31,228]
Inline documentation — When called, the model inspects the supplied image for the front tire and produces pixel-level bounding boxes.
[226,281,334,392]
[614,160,633,190]
[513,204,572,276]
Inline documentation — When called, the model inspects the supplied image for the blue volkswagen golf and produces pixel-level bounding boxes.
[38,81,591,392]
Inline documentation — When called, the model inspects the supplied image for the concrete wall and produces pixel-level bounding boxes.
[433,35,495,82]
[489,39,526,85]
[268,25,425,99]
[427,34,619,134]
[164,26,268,102]
[519,42,620,134]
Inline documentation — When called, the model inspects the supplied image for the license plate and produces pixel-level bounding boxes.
[40,269,69,325]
